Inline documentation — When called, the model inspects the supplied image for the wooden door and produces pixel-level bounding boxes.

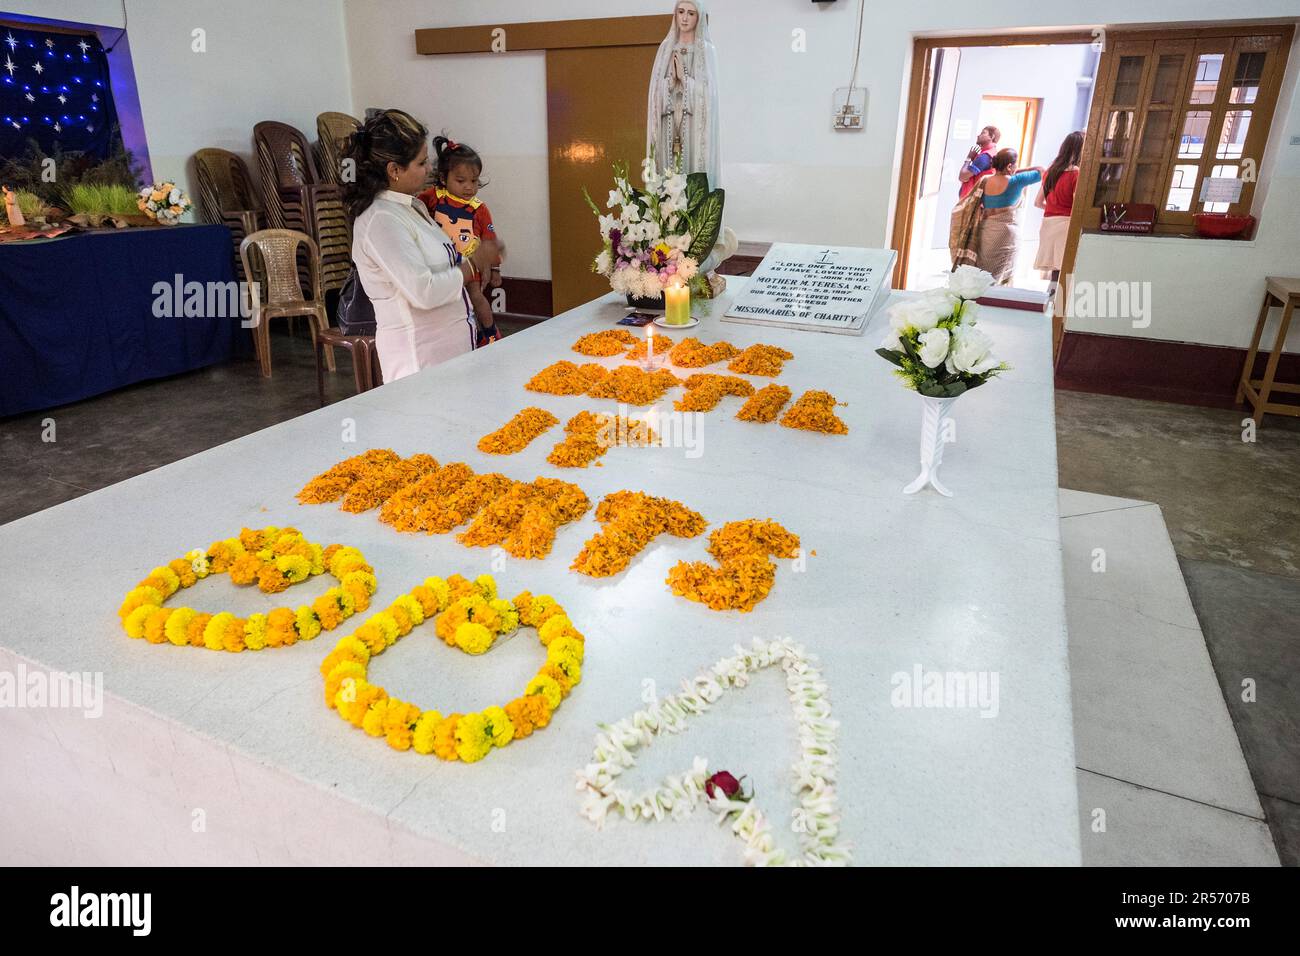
[546,44,659,315]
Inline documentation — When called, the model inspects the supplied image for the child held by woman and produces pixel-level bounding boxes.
[419,136,502,345]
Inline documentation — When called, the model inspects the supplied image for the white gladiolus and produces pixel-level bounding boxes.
[948,264,995,301]
[606,189,623,209]
[917,328,950,368]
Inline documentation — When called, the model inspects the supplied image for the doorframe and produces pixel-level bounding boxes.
[978,94,1042,164]
[890,31,1098,290]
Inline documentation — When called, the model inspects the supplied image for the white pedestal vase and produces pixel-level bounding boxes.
[903,395,960,497]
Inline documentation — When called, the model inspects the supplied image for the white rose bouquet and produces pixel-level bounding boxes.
[137,181,192,225]
[876,266,1010,398]
[583,154,723,302]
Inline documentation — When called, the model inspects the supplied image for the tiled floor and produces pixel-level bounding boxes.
[1,341,1295,864]
[1056,390,1300,865]
[1056,389,1300,578]
[1060,489,1276,865]
[0,331,358,526]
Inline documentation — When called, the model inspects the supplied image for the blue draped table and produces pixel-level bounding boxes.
[0,224,250,417]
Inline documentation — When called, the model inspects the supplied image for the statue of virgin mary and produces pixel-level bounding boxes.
[646,0,720,188]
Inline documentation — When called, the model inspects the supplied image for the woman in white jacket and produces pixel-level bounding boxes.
[343,110,503,382]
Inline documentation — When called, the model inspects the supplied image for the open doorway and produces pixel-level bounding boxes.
[896,37,1100,292]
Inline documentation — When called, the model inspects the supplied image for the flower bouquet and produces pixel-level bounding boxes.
[584,155,724,307]
[137,181,192,225]
[876,266,1009,496]
[876,265,1008,397]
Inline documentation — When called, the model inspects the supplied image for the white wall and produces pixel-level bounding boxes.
[341,0,1300,352]
[6,0,353,202]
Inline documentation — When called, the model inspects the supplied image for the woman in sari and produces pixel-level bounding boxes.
[977,148,1043,285]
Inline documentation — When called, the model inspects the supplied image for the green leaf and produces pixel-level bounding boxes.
[918,382,947,397]
[686,172,710,211]
[875,348,905,368]
[898,333,921,363]
[686,189,725,262]
[944,381,968,397]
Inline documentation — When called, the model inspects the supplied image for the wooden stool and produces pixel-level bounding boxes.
[315,328,377,407]
[1237,277,1300,426]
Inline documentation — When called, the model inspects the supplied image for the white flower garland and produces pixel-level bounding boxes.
[575,638,850,866]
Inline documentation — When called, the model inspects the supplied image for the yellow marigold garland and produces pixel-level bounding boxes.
[320,574,584,761]
[118,528,377,651]
[779,390,848,435]
[736,384,793,423]
[571,490,708,578]
[477,407,560,455]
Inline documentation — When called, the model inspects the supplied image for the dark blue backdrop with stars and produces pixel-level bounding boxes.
[1,24,119,159]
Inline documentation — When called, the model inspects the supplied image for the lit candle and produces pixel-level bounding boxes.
[664,283,690,325]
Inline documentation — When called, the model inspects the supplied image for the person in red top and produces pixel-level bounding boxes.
[1035,130,1084,303]
[418,136,503,345]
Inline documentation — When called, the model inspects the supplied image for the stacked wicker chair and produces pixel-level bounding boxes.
[193,148,265,281]
[315,111,361,187]
[253,121,352,297]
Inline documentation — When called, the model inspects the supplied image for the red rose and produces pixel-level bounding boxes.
[705,771,742,799]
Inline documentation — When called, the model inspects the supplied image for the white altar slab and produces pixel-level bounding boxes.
[0,279,1079,866]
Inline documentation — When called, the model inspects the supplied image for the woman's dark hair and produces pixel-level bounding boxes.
[341,108,428,222]
[992,148,1019,173]
[1044,130,1085,195]
[432,134,484,189]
